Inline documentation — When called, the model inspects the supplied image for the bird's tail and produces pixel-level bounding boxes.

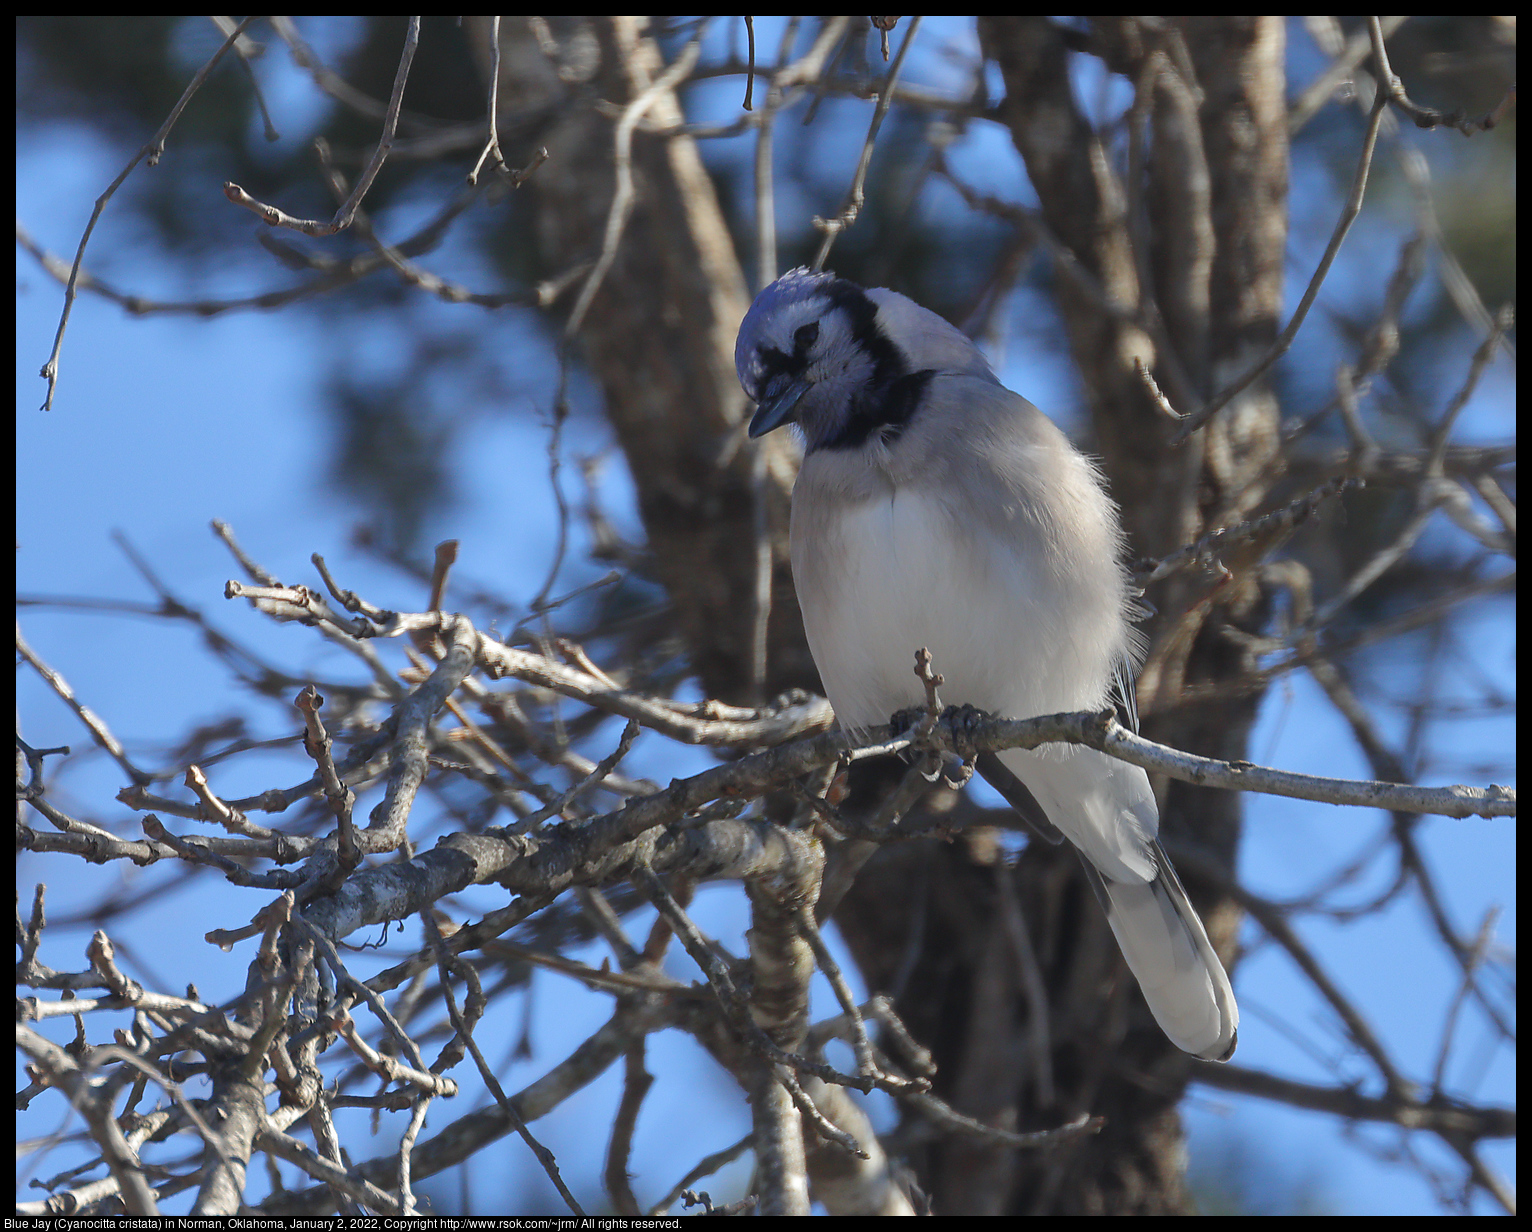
[1081,844,1238,1061]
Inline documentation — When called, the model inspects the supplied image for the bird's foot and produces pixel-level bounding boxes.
[887,706,972,787]
[939,703,992,759]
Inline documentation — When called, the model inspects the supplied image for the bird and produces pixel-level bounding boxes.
[735,266,1237,1061]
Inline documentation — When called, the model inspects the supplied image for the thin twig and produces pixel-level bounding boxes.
[37,15,259,411]
[1173,87,1389,441]
[811,16,924,270]
[224,17,421,236]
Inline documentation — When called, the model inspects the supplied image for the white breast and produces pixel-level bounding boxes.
[791,484,1114,732]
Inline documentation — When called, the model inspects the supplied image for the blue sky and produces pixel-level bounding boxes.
[17,17,1514,1215]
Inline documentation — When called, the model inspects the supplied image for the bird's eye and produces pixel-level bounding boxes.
[793,322,819,354]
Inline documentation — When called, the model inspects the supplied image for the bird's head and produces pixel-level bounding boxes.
[736,267,993,452]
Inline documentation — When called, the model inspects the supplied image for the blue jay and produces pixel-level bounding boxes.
[736,267,1237,1061]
